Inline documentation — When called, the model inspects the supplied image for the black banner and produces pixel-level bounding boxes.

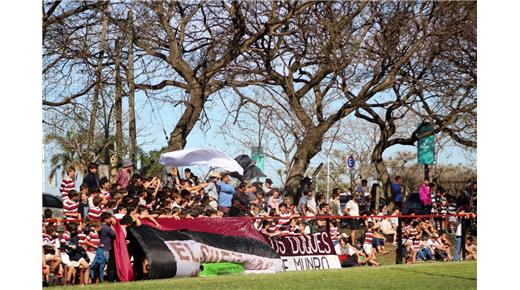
[129,225,282,279]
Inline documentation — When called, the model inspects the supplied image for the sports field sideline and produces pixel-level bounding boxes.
[54,261,476,290]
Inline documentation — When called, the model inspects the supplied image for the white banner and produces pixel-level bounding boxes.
[280,255,341,271]
[160,148,244,175]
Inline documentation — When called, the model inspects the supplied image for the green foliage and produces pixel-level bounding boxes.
[138,148,165,179]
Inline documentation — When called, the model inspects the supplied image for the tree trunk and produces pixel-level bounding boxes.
[114,39,123,164]
[284,126,328,196]
[86,7,109,163]
[372,141,393,209]
[127,10,137,167]
[167,86,205,151]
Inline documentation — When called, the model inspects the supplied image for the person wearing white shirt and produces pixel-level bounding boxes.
[344,195,361,243]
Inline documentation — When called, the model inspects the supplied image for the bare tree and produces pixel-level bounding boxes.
[232,2,460,194]
[352,1,477,206]
[105,1,313,151]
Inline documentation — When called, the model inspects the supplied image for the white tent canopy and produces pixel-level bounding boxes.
[159,148,244,175]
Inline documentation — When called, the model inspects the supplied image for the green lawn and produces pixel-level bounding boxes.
[54,261,476,290]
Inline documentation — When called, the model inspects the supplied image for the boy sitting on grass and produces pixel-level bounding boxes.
[465,237,477,260]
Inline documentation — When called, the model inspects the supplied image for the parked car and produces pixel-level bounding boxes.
[402,192,423,215]
[42,193,64,219]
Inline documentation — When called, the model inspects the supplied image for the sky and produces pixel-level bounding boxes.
[42,87,476,195]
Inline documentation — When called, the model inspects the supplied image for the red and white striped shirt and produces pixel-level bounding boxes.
[364,230,374,245]
[101,190,111,201]
[275,212,292,235]
[60,177,75,201]
[63,199,79,221]
[43,233,59,250]
[85,231,100,253]
[60,230,71,245]
[88,206,103,221]
[78,229,87,248]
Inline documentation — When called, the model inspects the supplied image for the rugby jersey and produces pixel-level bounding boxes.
[60,177,75,200]
[60,230,71,245]
[448,201,457,214]
[101,190,111,201]
[77,229,87,248]
[364,230,374,245]
[437,195,448,214]
[63,199,79,221]
[85,230,100,253]
[87,206,103,221]
[275,212,292,234]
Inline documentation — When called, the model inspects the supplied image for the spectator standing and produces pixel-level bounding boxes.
[344,194,361,244]
[262,178,273,196]
[233,182,250,212]
[329,192,340,216]
[99,177,111,200]
[217,173,235,214]
[306,190,318,217]
[418,178,432,214]
[267,189,283,212]
[116,160,134,189]
[84,163,100,192]
[78,191,90,220]
[390,176,403,209]
[297,190,309,216]
[90,212,115,282]
[60,167,76,201]
[64,190,80,222]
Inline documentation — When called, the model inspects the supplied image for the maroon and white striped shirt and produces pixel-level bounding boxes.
[60,231,71,245]
[101,190,111,201]
[275,212,292,234]
[78,229,87,248]
[60,177,75,201]
[364,230,374,245]
[85,231,100,253]
[87,206,103,221]
[63,199,79,221]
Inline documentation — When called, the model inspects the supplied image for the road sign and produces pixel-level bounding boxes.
[417,122,435,165]
[347,155,355,169]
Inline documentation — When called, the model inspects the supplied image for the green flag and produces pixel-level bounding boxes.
[417,123,435,165]
[251,146,264,171]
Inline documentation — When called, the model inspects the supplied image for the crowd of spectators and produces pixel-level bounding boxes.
[42,161,477,286]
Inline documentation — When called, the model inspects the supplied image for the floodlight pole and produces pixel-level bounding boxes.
[326,153,330,202]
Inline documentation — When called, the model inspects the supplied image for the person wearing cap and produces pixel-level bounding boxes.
[262,178,273,196]
[115,160,133,189]
[204,172,221,200]
[217,173,235,214]
[84,162,100,192]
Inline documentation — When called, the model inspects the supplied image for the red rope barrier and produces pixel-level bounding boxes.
[45,213,475,224]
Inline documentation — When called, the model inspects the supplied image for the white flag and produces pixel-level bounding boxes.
[160,148,244,175]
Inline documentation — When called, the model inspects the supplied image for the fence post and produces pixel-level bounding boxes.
[461,215,468,260]
[396,216,403,264]
[326,217,331,233]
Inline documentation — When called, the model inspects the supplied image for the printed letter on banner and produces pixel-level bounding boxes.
[267,232,341,271]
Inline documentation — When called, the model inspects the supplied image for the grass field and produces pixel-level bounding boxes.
[53,261,476,290]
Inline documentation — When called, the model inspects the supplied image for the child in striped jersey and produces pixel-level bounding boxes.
[60,167,76,201]
[84,221,101,283]
[362,222,380,266]
[447,195,458,233]
[274,202,294,235]
[87,196,104,221]
[63,190,80,222]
